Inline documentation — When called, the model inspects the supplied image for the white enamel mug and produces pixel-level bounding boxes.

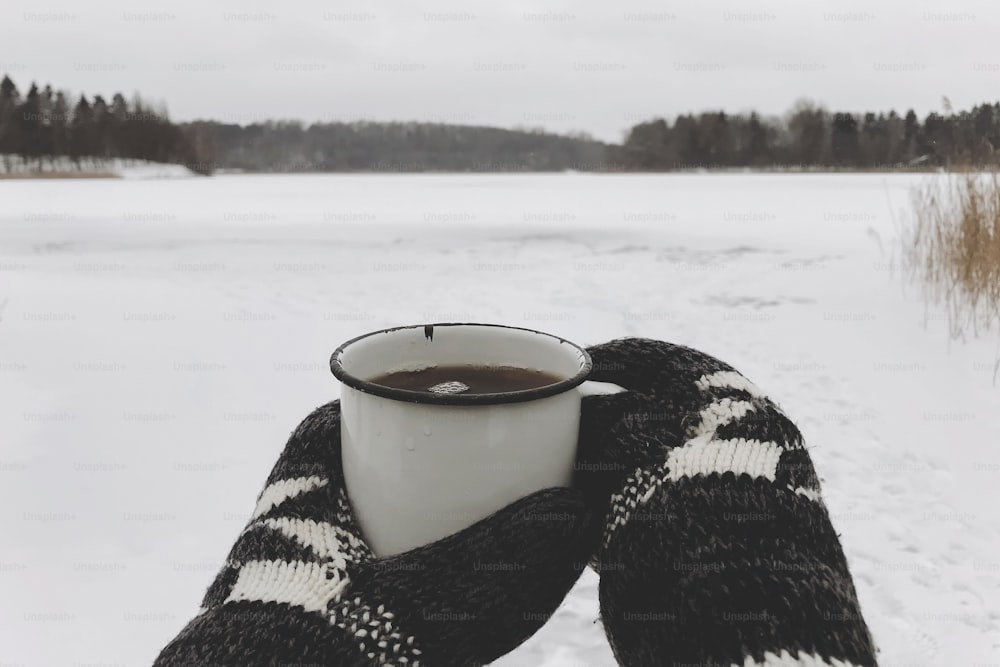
[330,323,592,557]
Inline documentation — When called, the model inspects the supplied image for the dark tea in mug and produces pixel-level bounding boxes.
[369,365,563,395]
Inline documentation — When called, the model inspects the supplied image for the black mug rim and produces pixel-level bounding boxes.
[330,322,593,405]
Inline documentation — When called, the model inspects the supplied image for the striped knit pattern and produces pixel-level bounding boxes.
[155,401,595,667]
[156,404,423,666]
[155,337,878,666]
[580,338,877,667]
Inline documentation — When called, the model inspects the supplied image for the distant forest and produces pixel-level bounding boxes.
[0,75,213,174]
[2,73,1000,175]
[0,74,604,175]
[615,99,1000,170]
[209,120,608,172]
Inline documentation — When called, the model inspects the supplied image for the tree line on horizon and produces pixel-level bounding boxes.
[209,120,607,172]
[0,74,605,175]
[0,75,213,174]
[614,99,1000,170]
[2,73,1000,174]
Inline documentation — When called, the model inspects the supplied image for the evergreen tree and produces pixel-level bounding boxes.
[17,83,43,166]
[0,75,20,168]
[743,112,771,167]
[903,109,921,163]
[972,103,999,164]
[830,112,860,167]
[884,110,906,166]
[70,95,93,166]
[109,93,129,158]
[39,84,54,163]
[51,91,69,159]
[923,112,954,166]
[91,95,110,160]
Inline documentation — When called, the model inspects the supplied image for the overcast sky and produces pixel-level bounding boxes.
[2,0,997,143]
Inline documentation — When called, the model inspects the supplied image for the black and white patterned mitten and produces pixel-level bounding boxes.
[155,401,595,667]
[576,338,878,667]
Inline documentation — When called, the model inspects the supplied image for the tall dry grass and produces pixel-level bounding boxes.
[904,171,1000,344]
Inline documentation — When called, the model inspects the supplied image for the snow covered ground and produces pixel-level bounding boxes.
[0,173,997,666]
[0,155,196,179]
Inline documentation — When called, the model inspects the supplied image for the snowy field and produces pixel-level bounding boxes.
[1,173,997,666]
[0,155,196,180]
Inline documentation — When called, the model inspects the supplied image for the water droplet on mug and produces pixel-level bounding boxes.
[423,424,432,436]
[405,436,416,451]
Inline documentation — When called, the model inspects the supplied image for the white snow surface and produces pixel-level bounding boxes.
[0,173,997,666]
[0,155,196,179]
[115,161,197,180]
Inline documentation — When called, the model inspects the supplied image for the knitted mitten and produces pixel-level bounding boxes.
[576,338,878,667]
[154,401,595,667]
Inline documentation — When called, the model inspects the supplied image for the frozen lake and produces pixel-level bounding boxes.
[1,173,997,665]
